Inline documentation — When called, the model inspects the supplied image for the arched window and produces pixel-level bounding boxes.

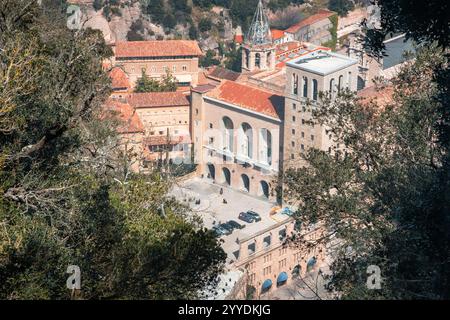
[347,71,352,89]
[255,53,261,69]
[222,167,231,186]
[260,180,270,198]
[292,73,298,95]
[222,116,234,152]
[207,163,215,180]
[302,76,308,98]
[241,174,250,192]
[245,50,250,69]
[312,79,318,101]
[267,51,272,69]
[239,123,253,158]
[338,75,344,92]
[329,78,336,97]
[260,129,272,165]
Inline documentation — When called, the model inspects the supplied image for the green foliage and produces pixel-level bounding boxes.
[284,47,450,299]
[224,44,242,72]
[199,50,220,68]
[189,24,199,40]
[146,0,165,25]
[322,14,338,50]
[363,0,450,57]
[134,70,177,92]
[198,17,213,33]
[0,0,225,299]
[327,0,355,17]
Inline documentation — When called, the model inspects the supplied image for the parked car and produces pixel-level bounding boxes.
[227,220,245,230]
[219,223,234,234]
[238,212,255,223]
[246,210,261,222]
[212,225,231,237]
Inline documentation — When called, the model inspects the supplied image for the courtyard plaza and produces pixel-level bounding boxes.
[170,176,290,264]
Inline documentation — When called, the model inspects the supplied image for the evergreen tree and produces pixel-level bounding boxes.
[0,0,225,299]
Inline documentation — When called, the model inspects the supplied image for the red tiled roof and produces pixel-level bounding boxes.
[207,66,241,82]
[115,40,203,58]
[276,46,331,68]
[104,99,144,134]
[271,29,285,40]
[285,10,335,34]
[127,92,190,108]
[357,85,395,108]
[192,83,218,94]
[109,67,130,90]
[206,80,283,119]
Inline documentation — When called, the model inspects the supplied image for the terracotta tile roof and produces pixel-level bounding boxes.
[206,80,284,120]
[197,70,210,85]
[207,66,241,81]
[271,29,286,40]
[127,92,190,108]
[192,83,218,94]
[357,85,395,108]
[285,10,335,34]
[115,40,203,58]
[104,99,144,134]
[276,46,331,68]
[109,67,130,90]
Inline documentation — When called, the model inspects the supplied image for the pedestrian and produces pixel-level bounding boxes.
[220,187,223,195]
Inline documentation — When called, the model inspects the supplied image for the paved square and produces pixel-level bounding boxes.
[170,177,286,264]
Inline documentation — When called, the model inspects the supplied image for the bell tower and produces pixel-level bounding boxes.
[241,0,276,73]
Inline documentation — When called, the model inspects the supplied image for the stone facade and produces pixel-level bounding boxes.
[191,83,284,202]
[283,51,358,170]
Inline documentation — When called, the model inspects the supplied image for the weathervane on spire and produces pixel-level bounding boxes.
[245,0,272,46]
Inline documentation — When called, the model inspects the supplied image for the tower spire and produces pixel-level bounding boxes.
[245,0,272,46]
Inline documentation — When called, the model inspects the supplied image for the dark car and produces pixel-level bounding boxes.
[219,222,234,235]
[212,225,230,237]
[246,210,261,222]
[238,212,255,223]
[227,220,246,230]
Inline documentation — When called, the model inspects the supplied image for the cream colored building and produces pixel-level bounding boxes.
[126,92,191,163]
[283,50,358,169]
[191,81,284,202]
[113,40,203,87]
[231,215,326,298]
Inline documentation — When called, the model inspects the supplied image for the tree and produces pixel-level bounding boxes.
[224,44,242,72]
[147,0,165,25]
[327,0,355,17]
[189,24,198,40]
[0,0,225,299]
[200,50,220,68]
[134,70,177,92]
[198,17,212,33]
[284,47,450,299]
[363,0,450,56]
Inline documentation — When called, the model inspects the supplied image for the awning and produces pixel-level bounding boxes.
[175,74,192,83]
[261,279,272,291]
[292,265,301,276]
[277,272,288,284]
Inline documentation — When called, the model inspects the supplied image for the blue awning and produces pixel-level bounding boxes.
[261,279,272,290]
[277,272,288,283]
[307,257,317,267]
